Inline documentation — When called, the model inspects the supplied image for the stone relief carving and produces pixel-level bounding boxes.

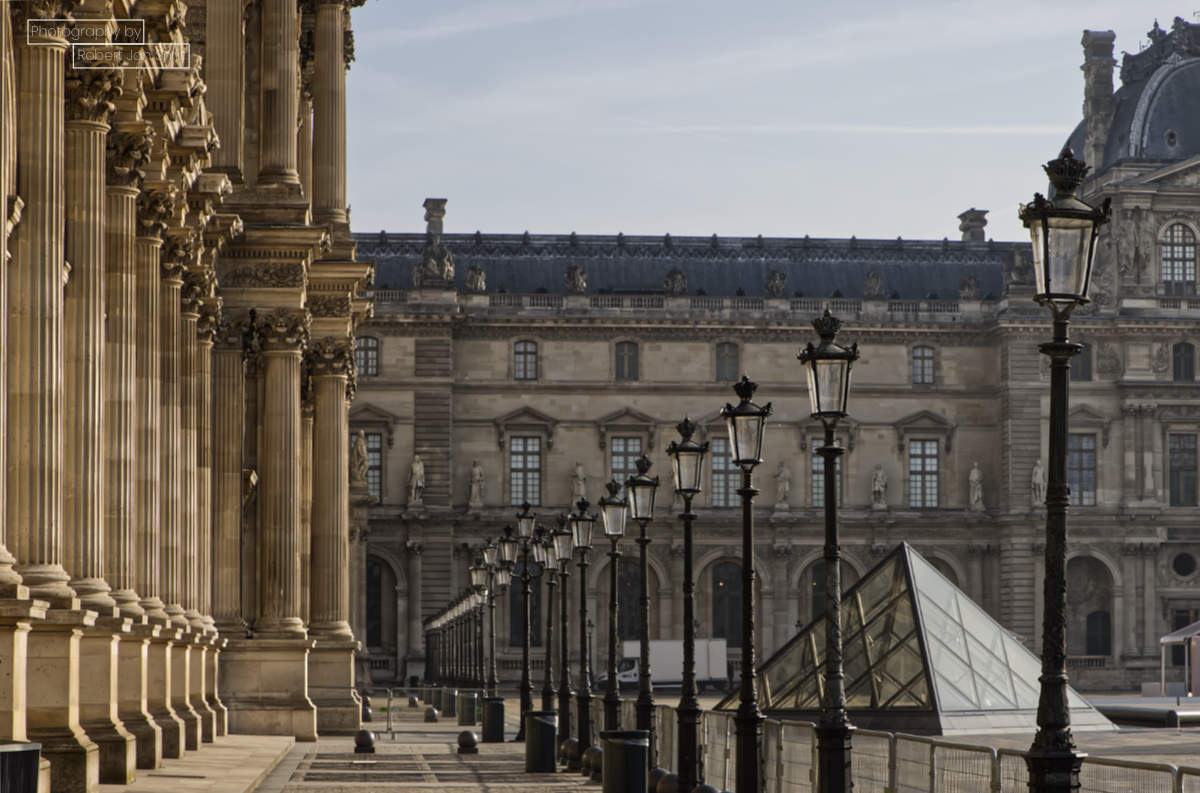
[968,462,984,512]
[773,461,790,510]
[221,262,306,288]
[413,198,454,288]
[765,269,786,298]
[468,460,484,508]
[571,462,587,501]
[871,465,887,509]
[409,454,425,506]
[351,431,368,487]
[1152,343,1170,374]
[863,270,884,298]
[565,263,587,294]
[256,307,311,350]
[663,267,687,296]
[136,188,174,240]
[308,336,354,376]
[466,265,486,293]
[106,125,153,188]
[65,65,121,123]
[307,294,351,317]
[1031,459,1045,506]
[1096,342,1121,376]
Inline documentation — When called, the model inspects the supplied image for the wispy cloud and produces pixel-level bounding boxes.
[373,0,663,43]
[603,122,1067,137]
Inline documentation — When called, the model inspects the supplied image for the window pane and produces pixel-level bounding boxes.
[514,340,538,380]
[711,437,738,507]
[362,432,382,499]
[911,346,934,385]
[716,343,739,382]
[712,561,742,648]
[1067,433,1096,506]
[510,436,542,505]
[1175,343,1195,382]
[616,342,639,381]
[1170,433,1198,507]
[355,337,379,377]
[810,440,842,507]
[1162,223,1197,292]
[908,440,938,508]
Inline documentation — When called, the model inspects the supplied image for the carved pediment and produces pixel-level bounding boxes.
[595,406,659,450]
[350,402,400,448]
[894,409,956,453]
[1134,155,1200,187]
[1069,404,1114,447]
[494,406,558,450]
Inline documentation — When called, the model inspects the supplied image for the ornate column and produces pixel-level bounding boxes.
[312,0,347,227]
[300,393,313,627]
[197,299,219,630]
[258,0,301,186]
[308,336,361,731]
[211,315,249,635]
[207,0,247,178]
[160,239,188,628]
[180,273,205,631]
[9,11,103,791]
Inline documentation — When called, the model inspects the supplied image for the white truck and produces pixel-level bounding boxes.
[598,639,729,691]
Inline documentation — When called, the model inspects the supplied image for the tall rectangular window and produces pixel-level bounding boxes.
[1067,433,1096,506]
[355,337,379,377]
[1162,223,1198,296]
[615,341,639,381]
[911,346,934,385]
[710,437,739,508]
[1170,433,1198,507]
[715,342,740,382]
[908,440,938,508]
[363,432,382,499]
[514,340,538,380]
[610,436,642,488]
[510,436,541,505]
[810,441,842,507]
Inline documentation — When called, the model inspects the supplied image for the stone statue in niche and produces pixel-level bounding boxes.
[663,267,687,296]
[958,273,981,300]
[765,270,787,298]
[351,431,368,487]
[774,461,791,510]
[466,264,486,293]
[871,465,887,509]
[571,462,587,501]
[468,459,484,508]
[565,263,587,294]
[863,270,884,298]
[1031,458,1045,506]
[409,454,425,506]
[968,462,985,511]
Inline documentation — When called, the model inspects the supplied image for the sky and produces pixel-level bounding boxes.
[345,0,1193,243]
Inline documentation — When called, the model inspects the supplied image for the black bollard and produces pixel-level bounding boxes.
[481,696,505,743]
[523,711,558,773]
[443,688,458,718]
[600,730,649,793]
[408,696,420,708]
[354,730,376,754]
[457,730,480,755]
[424,706,440,723]
[360,691,373,722]
[560,737,580,770]
[590,745,604,782]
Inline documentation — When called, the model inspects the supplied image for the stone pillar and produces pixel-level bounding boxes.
[212,316,248,635]
[258,0,301,186]
[207,637,229,737]
[308,337,360,732]
[298,91,313,202]
[350,483,372,682]
[197,301,219,633]
[312,0,347,227]
[0,0,19,598]
[300,398,313,626]
[180,274,204,632]
[10,14,102,792]
[170,632,202,750]
[160,247,187,628]
[221,309,317,741]
[1122,546,1139,655]
[116,624,161,769]
[207,0,246,177]
[1144,545,1159,655]
[406,542,424,668]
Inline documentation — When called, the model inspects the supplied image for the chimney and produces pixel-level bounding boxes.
[1081,30,1116,170]
[957,208,988,242]
[423,197,447,238]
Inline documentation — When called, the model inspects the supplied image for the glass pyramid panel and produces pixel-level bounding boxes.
[717,543,1111,736]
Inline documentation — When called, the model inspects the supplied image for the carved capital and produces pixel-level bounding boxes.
[136,188,174,240]
[181,269,211,315]
[256,308,311,351]
[197,298,222,342]
[65,66,121,123]
[106,125,153,188]
[769,543,793,559]
[160,233,196,278]
[214,313,252,351]
[405,540,424,556]
[307,336,354,377]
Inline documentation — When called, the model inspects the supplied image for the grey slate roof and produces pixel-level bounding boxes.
[355,232,1018,299]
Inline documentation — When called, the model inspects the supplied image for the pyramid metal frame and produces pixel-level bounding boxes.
[715,542,1112,735]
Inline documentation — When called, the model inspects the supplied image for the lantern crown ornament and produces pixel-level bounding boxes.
[666,416,709,497]
[626,454,660,522]
[1018,146,1111,312]
[798,309,859,423]
[599,479,628,539]
[720,375,772,470]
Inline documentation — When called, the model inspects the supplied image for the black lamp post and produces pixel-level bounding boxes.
[554,515,577,768]
[541,533,558,711]
[721,375,771,793]
[471,558,488,689]
[514,503,539,742]
[799,309,859,793]
[571,498,597,774]
[598,480,628,730]
[1019,147,1110,793]
[666,417,708,793]
[626,455,660,769]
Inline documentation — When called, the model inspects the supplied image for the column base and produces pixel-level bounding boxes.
[171,632,203,751]
[221,637,317,741]
[118,623,162,770]
[147,626,187,759]
[309,637,362,734]
[189,642,218,742]
[0,597,47,742]
[27,609,101,793]
[79,616,136,783]
[207,637,229,737]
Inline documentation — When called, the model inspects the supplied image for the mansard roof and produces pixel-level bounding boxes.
[355,232,1016,300]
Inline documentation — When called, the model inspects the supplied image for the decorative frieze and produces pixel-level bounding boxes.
[307,293,351,317]
[220,262,306,288]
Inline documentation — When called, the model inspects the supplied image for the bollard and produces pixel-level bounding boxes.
[656,772,679,793]
[457,692,478,726]
[361,691,373,722]
[424,706,440,723]
[481,696,505,743]
[354,730,376,754]
[443,688,458,718]
[600,730,649,793]
[590,745,604,781]
[457,730,479,755]
[408,696,420,708]
[560,737,580,770]
[582,745,601,777]
[648,767,669,792]
[433,687,443,711]
[523,711,558,772]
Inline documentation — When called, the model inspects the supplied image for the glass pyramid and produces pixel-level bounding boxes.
[715,543,1112,735]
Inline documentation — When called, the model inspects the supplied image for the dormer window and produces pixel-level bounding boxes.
[1162,223,1197,296]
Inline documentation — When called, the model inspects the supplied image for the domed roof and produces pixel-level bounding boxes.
[1067,18,1200,171]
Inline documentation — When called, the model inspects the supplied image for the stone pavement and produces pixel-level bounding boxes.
[255,696,596,793]
[98,735,294,793]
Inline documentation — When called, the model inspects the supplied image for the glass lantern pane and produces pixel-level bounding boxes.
[602,503,626,537]
[815,359,847,415]
[676,450,703,493]
[733,414,764,463]
[1046,217,1092,299]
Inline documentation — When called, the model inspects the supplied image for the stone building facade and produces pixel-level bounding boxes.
[351,19,1200,695]
[0,0,371,791]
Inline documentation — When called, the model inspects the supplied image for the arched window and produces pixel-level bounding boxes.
[514,340,538,380]
[1085,610,1112,656]
[355,336,379,377]
[712,562,742,648]
[715,342,740,382]
[1175,342,1195,382]
[508,562,542,646]
[911,346,934,385]
[615,341,639,382]
[365,556,397,652]
[1162,223,1198,296]
[1066,556,1113,657]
